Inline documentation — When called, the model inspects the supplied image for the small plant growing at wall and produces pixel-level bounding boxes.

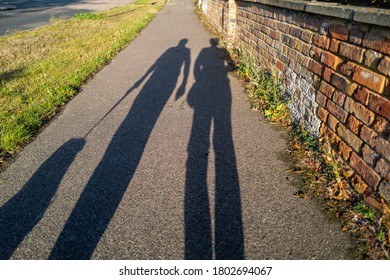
[233,47,290,123]
[228,44,390,259]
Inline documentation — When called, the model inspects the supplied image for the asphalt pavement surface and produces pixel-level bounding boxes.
[0,0,360,259]
[0,0,136,36]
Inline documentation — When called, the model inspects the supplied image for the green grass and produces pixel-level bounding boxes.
[0,0,165,159]
[355,201,376,221]
[73,13,105,20]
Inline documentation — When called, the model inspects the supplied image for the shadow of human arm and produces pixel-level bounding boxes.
[175,48,190,101]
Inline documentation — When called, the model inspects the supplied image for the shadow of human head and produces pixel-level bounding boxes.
[178,38,188,47]
[209,38,218,46]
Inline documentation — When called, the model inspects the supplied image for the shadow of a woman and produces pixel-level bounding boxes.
[184,39,244,260]
[49,39,190,259]
[0,138,85,259]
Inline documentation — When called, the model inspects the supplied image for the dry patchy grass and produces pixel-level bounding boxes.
[0,0,165,159]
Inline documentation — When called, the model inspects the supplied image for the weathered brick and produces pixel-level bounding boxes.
[352,66,386,93]
[309,46,323,61]
[268,19,278,30]
[319,123,327,135]
[277,21,290,33]
[372,115,390,135]
[331,73,350,92]
[338,124,363,153]
[351,174,368,194]
[340,61,356,77]
[364,50,383,69]
[362,144,380,167]
[316,90,327,107]
[330,38,340,53]
[327,113,339,131]
[349,27,364,45]
[354,87,370,105]
[329,24,349,41]
[339,140,353,161]
[296,53,305,65]
[375,158,390,183]
[360,125,379,148]
[302,42,311,56]
[287,47,298,61]
[333,90,346,106]
[379,180,390,204]
[308,59,324,76]
[270,29,281,40]
[313,34,330,49]
[323,125,341,151]
[327,99,348,123]
[377,137,390,162]
[323,67,335,82]
[305,17,321,32]
[276,59,285,71]
[312,74,321,89]
[363,192,388,213]
[346,83,358,96]
[317,105,329,123]
[385,79,390,97]
[363,33,390,55]
[362,32,381,50]
[301,29,313,43]
[321,51,343,70]
[350,152,381,187]
[345,97,375,125]
[369,92,390,119]
[319,81,335,98]
[339,42,364,63]
[347,115,363,135]
[265,34,273,46]
[302,56,311,68]
[274,40,283,51]
[378,56,390,77]
[289,26,302,38]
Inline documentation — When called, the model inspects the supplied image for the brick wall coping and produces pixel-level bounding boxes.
[241,0,390,28]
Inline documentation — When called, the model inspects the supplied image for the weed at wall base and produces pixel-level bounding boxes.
[225,44,390,259]
[230,47,290,124]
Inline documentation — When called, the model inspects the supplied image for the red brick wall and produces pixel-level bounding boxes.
[201,0,390,212]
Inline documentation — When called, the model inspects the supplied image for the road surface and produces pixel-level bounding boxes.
[0,0,136,36]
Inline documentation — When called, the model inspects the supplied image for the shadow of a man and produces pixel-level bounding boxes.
[184,39,244,260]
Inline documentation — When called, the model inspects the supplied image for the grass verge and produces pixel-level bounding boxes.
[0,0,165,161]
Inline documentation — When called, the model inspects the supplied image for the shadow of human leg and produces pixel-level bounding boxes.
[0,138,85,259]
[184,111,213,260]
[214,109,244,260]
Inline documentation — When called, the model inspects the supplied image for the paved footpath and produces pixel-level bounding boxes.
[0,0,359,259]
